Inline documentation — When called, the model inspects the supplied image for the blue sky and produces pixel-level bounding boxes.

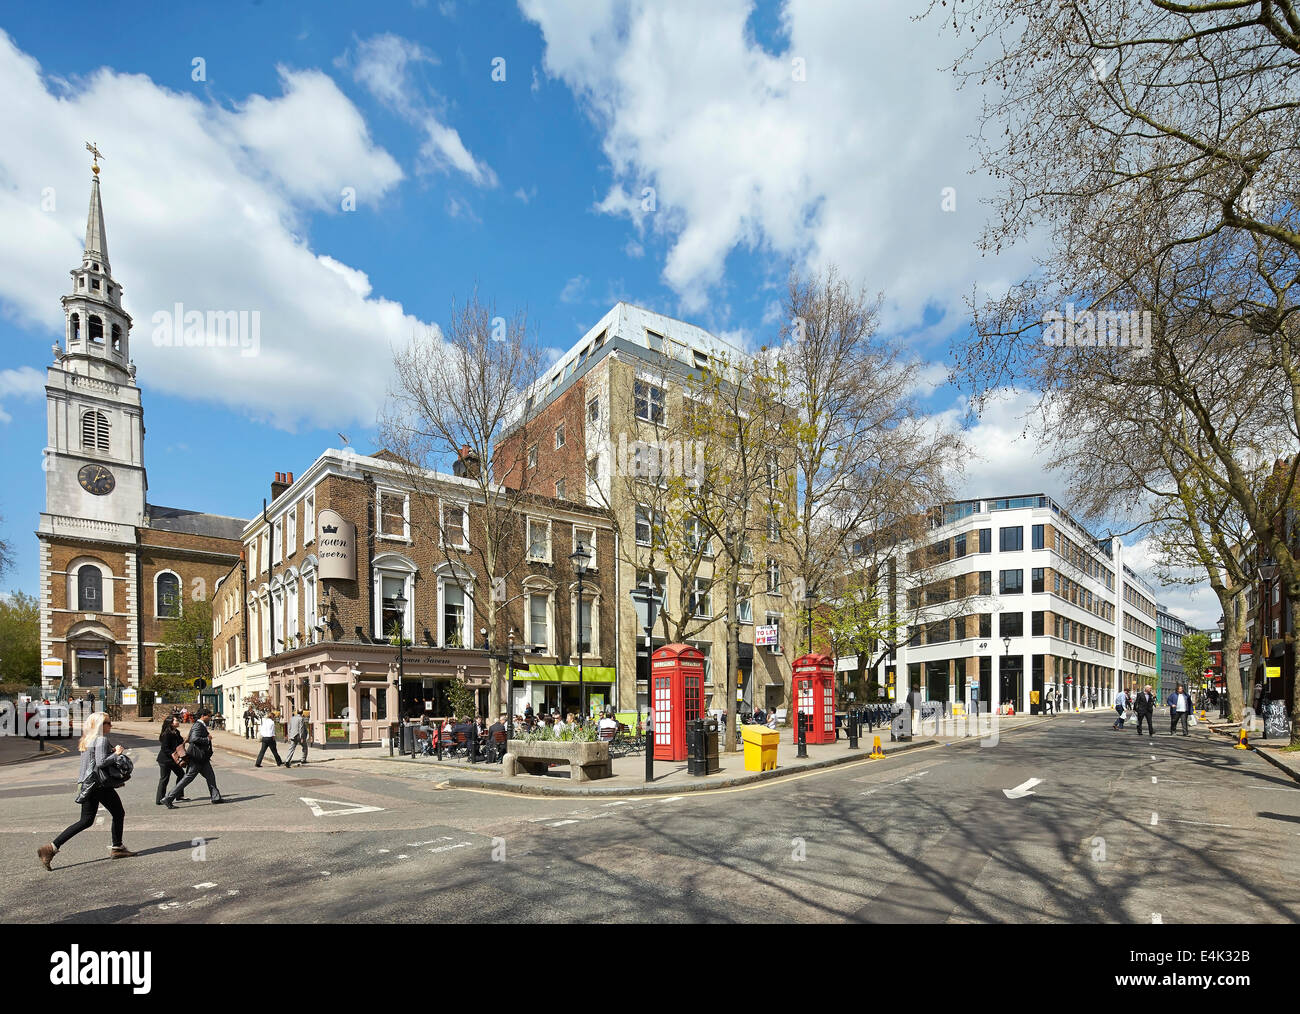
[0,1,1217,624]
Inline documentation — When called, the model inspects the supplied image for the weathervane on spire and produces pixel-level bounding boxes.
[85,141,104,175]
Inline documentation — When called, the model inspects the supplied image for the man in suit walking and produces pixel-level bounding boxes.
[285,710,310,767]
[1134,685,1156,736]
[162,708,223,807]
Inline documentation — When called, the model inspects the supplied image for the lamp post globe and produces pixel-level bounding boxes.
[570,541,592,720]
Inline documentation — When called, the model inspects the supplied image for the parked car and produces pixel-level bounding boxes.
[25,703,73,738]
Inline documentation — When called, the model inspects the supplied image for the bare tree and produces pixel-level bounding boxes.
[937,0,1300,742]
[380,292,543,718]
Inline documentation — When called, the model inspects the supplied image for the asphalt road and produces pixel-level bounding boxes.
[2,715,1297,923]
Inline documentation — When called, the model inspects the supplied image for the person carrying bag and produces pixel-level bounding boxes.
[39,712,137,870]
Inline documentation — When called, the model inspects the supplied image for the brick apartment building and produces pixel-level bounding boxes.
[36,161,244,709]
[493,303,797,716]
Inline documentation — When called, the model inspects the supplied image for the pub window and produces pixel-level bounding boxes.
[77,565,102,611]
[443,581,467,648]
[379,490,409,539]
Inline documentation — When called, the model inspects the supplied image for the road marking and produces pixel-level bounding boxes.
[549,819,579,827]
[602,800,629,806]
[1170,819,1233,828]
[428,841,472,853]
[396,854,410,859]
[1151,913,1163,924]
[226,889,239,896]
[300,796,384,817]
[1151,755,1157,760]
[1150,812,1159,826]
[157,902,180,910]
[193,882,217,890]
[320,871,331,877]
[377,849,391,854]
[1003,778,1043,799]
[1151,777,1157,784]
[659,796,683,802]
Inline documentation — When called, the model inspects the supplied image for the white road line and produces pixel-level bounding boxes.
[602,800,629,806]
[1151,777,1157,784]
[300,796,383,817]
[1150,812,1159,826]
[193,882,216,890]
[1151,913,1163,924]
[659,796,684,802]
[549,819,579,827]
[396,854,410,859]
[1170,819,1234,828]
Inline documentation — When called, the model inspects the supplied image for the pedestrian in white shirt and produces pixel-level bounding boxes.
[1167,683,1192,736]
[255,713,284,767]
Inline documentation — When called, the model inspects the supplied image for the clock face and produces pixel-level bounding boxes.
[78,463,116,496]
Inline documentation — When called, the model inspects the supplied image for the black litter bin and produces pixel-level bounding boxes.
[400,723,416,755]
[702,718,720,775]
[686,719,713,776]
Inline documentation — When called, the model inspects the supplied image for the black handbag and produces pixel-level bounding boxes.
[74,765,103,804]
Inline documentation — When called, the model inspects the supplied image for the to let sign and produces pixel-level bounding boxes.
[755,624,779,646]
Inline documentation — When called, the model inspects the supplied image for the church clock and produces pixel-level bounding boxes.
[77,463,116,496]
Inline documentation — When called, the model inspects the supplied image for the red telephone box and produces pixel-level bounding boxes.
[651,643,705,762]
[792,653,836,745]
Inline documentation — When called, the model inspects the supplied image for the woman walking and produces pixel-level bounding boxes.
[156,715,188,805]
[38,712,136,870]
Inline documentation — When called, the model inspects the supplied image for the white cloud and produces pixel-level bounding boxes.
[0,365,45,424]
[343,33,497,188]
[559,274,589,303]
[519,0,1037,337]
[514,185,538,203]
[0,29,431,430]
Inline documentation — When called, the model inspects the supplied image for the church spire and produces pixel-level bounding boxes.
[84,141,109,270]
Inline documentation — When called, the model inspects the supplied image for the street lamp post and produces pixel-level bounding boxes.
[1002,635,1011,712]
[1217,616,1228,718]
[507,629,517,741]
[804,588,817,655]
[1257,559,1279,738]
[393,590,408,756]
[1071,650,1078,713]
[570,541,592,721]
[631,575,659,782]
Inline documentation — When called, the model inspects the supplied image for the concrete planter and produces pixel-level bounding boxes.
[504,738,612,782]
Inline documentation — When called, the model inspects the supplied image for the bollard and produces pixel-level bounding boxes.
[848,712,859,750]
[645,729,654,783]
[796,712,808,758]
[869,735,885,760]
[436,732,443,761]
[1234,727,1250,751]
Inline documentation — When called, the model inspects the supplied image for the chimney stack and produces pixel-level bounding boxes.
[453,445,481,479]
[271,470,293,500]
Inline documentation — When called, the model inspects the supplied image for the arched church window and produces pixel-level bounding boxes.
[81,411,109,452]
[77,565,102,612]
[156,573,181,618]
[88,315,104,343]
[111,324,122,354]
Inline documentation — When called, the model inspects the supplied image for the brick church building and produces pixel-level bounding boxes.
[36,155,244,706]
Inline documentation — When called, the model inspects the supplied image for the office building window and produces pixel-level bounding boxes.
[979,571,992,596]
[999,612,1024,637]
[1000,569,1024,594]
[955,532,967,557]
[999,526,1023,552]
[1032,524,1044,550]
[1031,611,1044,636]
[978,528,991,553]
[1032,568,1044,593]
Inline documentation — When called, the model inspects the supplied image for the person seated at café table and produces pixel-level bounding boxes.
[598,711,618,736]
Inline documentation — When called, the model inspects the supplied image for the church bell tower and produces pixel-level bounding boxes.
[42,145,147,536]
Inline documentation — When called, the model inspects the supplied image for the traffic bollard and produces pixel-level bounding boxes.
[848,711,859,750]
[645,729,654,782]
[797,711,808,758]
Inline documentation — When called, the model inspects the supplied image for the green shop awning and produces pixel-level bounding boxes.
[517,664,615,684]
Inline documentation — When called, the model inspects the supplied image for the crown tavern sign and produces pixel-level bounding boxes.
[316,509,356,581]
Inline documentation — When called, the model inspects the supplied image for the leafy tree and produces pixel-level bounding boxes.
[0,590,39,692]
[1181,632,1212,692]
[150,598,212,694]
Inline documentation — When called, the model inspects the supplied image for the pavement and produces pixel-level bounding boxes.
[1200,715,1300,784]
[116,713,1064,796]
[3,704,1297,923]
